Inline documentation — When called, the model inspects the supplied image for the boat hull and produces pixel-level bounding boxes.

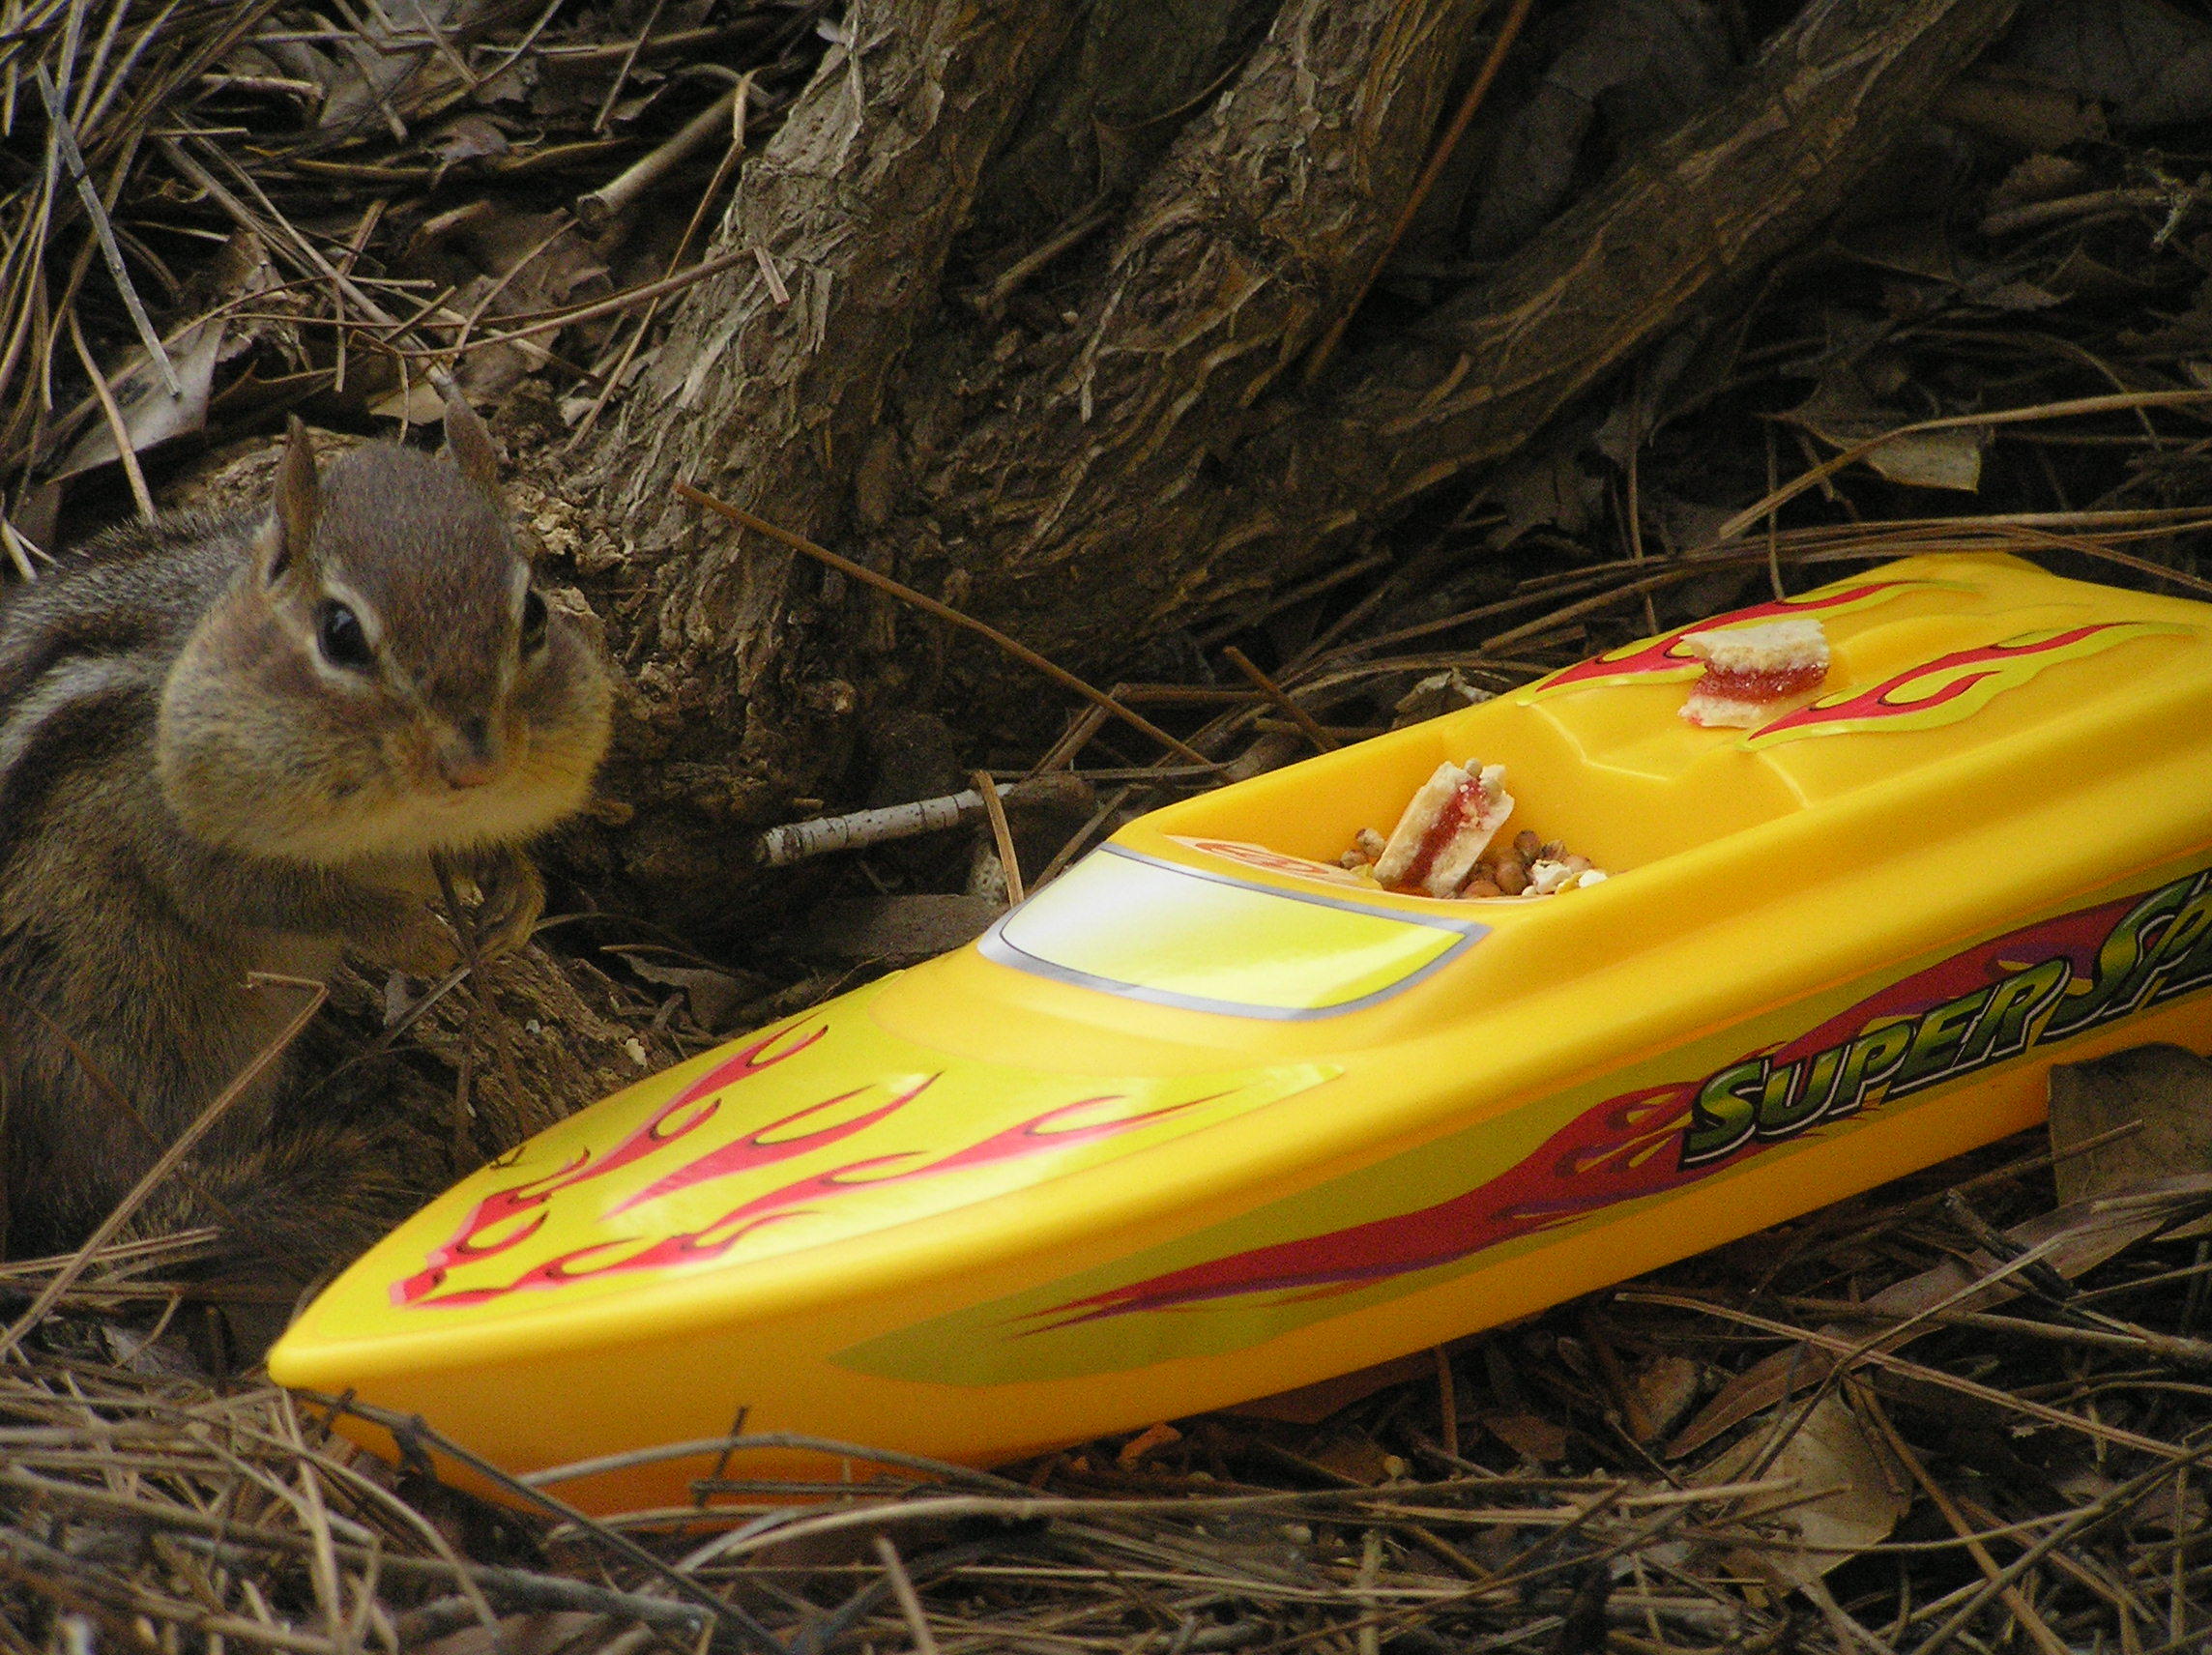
[269,555,2212,1511]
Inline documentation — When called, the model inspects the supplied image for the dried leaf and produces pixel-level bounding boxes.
[1788,368,1985,491]
[1309,1434,1399,1485]
[1631,1355,1703,1443]
[2050,1044,2212,1206]
[1481,1409,1569,1464]
[1996,0,2212,129]
[426,114,512,166]
[604,948,761,1032]
[1469,0,1733,256]
[52,319,226,481]
[1700,1395,1906,1591]
[1670,1171,2212,1455]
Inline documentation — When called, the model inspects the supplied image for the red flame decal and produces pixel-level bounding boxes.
[1520,581,1931,699]
[1030,892,2150,1329]
[1743,624,2151,745]
[402,1085,1225,1308]
[392,1021,826,1305]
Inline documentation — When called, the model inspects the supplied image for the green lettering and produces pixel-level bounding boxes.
[1827,1020,1916,1117]
[1892,988,1994,1093]
[1964,957,2069,1066]
[1756,1054,1829,1139]
[2146,884,2212,1005]
[1682,1060,1764,1167]
[2046,877,2197,1037]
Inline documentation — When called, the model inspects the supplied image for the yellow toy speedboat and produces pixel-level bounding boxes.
[270,553,2212,1512]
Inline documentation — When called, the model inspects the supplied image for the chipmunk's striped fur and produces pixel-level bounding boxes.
[0,396,612,1298]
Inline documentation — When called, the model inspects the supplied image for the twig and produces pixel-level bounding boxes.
[1861,1391,2072,1655]
[590,0,668,132]
[971,768,1024,905]
[35,60,177,395]
[1707,390,2212,546]
[676,480,1208,764]
[872,1536,942,1655]
[319,1397,786,1655]
[577,81,741,230]
[1301,0,1533,386]
[1221,646,1334,752]
[1620,1291,2184,1458]
[65,300,151,516]
[567,73,751,449]
[0,973,325,1362]
[756,782,1012,866]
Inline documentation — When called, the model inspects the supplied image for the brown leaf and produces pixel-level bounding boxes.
[2050,1044,2212,1206]
[1787,366,1985,491]
[1670,1171,2212,1455]
[1631,1355,1703,1442]
[1309,1433,1399,1485]
[1995,0,2212,129]
[1482,1409,1570,1464]
[1701,1395,1906,1591]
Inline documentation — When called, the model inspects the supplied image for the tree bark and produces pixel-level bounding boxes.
[577,0,2022,930]
[956,0,2023,661]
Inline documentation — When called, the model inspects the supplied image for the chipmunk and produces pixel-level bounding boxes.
[0,392,613,1292]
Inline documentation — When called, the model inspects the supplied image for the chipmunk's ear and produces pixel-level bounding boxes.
[442,388,501,495]
[259,415,320,586]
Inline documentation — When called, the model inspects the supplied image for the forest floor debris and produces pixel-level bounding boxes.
[5,0,2212,1648]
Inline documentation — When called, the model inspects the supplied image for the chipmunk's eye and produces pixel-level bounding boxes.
[316,600,373,671]
[519,589,548,655]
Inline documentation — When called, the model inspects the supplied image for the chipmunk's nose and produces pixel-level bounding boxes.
[435,716,502,789]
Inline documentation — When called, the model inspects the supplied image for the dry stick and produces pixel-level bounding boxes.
[396,241,761,355]
[872,1536,942,1655]
[64,301,150,516]
[590,0,668,133]
[1790,1296,2212,1365]
[0,973,325,1364]
[1301,0,1534,387]
[1221,646,1335,752]
[567,73,751,450]
[1860,1390,2071,1655]
[440,216,574,365]
[676,481,1208,765]
[576,79,741,229]
[1030,784,1131,889]
[466,0,565,90]
[32,59,175,394]
[1706,389,2212,546]
[1974,518,2212,600]
[1621,1291,2183,1459]
[755,782,1016,866]
[330,199,383,395]
[971,768,1024,905]
[325,1397,785,1655]
[1911,1435,2212,1655]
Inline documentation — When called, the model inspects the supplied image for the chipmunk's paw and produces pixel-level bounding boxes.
[375,903,467,978]
[467,849,545,962]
